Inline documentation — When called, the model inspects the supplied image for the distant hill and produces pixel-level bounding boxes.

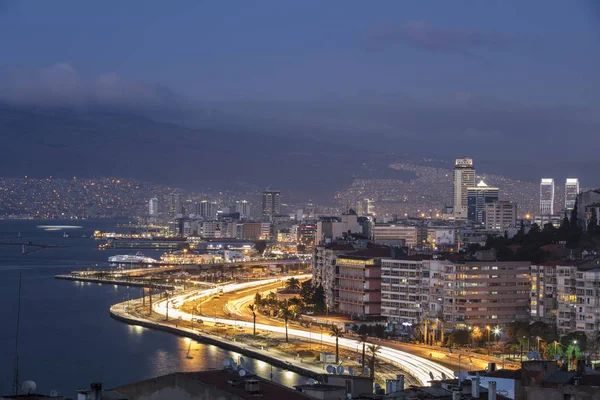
[0,105,366,202]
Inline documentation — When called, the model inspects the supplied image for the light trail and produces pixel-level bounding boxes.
[152,276,453,385]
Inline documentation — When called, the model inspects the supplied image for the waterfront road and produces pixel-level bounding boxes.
[152,279,454,386]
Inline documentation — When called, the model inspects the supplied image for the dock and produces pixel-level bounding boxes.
[54,274,175,290]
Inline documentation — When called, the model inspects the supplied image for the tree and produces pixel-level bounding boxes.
[278,302,295,343]
[367,344,381,379]
[285,277,301,290]
[254,240,267,254]
[447,330,470,347]
[566,343,582,370]
[330,326,344,363]
[546,341,563,361]
[561,332,587,352]
[312,284,326,312]
[248,304,257,335]
[471,326,483,345]
[359,334,369,371]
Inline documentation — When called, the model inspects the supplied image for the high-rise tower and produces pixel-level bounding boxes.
[453,158,476,219]
[565,178,579,211]
[235,200,250,219]
[149,198,158,216]
[262,190,281,221]
[540,178,555,215]
[467,180,499,223]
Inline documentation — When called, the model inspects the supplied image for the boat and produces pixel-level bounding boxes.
[108,252,158,264]
[63,232,69,238]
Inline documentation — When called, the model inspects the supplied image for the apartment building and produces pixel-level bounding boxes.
[575,266,600,334]
[334,247,392,317]
[372,223,417,248]
[313,243,356,311]
[380,257,446,328]
[443,261,531,327]
[484,201,518,231]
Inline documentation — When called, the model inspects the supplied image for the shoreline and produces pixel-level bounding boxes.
[56,274,175,289]
[109,299,324,380]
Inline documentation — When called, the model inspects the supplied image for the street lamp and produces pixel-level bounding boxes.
[493,327,501,341]
[486,325,491,344]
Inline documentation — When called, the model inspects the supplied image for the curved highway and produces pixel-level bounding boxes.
[152,277,453,385]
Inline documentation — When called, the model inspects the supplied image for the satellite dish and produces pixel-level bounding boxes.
[337,365,344,375]
[21,381,36,394]
[429,372,435,380]
[49,390,59,398]
[228,357,235,366]
[374,383,381,391]
[363,367,369,376]
[326,365,335,374]
[459,371,469,381]
[453,371,459,377]
[239,369,247,377]
[239,357,245,366]
[348,367,355,376]
[308,378,316,386]
[441,373,447,380]
[223,359,231,368]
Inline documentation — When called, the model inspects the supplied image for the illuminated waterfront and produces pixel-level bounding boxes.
[0,220,306,397]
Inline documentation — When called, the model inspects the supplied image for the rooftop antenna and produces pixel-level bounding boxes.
[13,273,22,395]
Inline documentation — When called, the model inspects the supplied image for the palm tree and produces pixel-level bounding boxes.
[367,344,381,380]
[330,326,344,363]
[248,304,257,335]
[278,303,295,343]
[285,277,301,290]
[358,334,369,371]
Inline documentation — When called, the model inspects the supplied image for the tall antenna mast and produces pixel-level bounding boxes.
[13,272,22,395]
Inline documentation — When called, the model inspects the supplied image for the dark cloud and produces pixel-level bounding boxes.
[0,63,179,110]
[367,21,512,54]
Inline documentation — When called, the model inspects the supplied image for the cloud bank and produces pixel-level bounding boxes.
[0,63,179,109]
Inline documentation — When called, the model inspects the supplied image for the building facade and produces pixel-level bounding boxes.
[313,243,356,311]
[372,223,417,248]
[467,181,499,223]
[380,258,446,328]
[443,261,531,327]
[262,190,281,222]
[565,178,579,211]
[149,197,158,216]
[453,158,476,219]
[484,201,518,231]
[540,178,555,216]
[235,200,250,219]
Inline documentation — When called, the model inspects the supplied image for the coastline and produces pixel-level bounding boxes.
[109,298,324,380]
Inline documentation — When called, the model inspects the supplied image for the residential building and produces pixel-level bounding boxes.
[426,227,456,249]
[539,178,555,216]
[236,222,263,240]
[148,197,158,216]
[356,198,375,216]
[372,223,417,248]
[576,189,600,226]
[316,212,361,244]
[453,158,476,219]
[201,221,222,239]
[565,178,579,211]
[575,266,600,334]
[297,225,317,250]
[484,201,518,231]
[262,190,281,222]
[443,261,531,327]
[467,181,499,224]
[313,243,356,310]
[335,247,392,317]
[380,257,446,329]
[197,200,216,219]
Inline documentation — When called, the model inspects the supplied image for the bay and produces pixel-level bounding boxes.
[0,220,305,397]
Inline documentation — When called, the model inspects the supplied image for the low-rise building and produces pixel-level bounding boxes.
[485,201,518,231]
[372,223,417,248]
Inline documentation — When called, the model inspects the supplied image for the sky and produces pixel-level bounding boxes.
[1,0,599,105]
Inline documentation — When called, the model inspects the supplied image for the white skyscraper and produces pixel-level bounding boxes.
[540,178,555,215]
[453,158,476,219]
[149,198,158,216]
[565,178,579,211]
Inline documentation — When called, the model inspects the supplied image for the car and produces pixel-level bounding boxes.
[212,296,220,299]
[235,326,245,331]
[215,322,226,327]
[191,318,204,324]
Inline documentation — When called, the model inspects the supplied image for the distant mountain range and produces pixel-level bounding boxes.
[0,105,372,203]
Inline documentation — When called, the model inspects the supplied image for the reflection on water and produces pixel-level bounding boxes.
[0,220,308,396]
